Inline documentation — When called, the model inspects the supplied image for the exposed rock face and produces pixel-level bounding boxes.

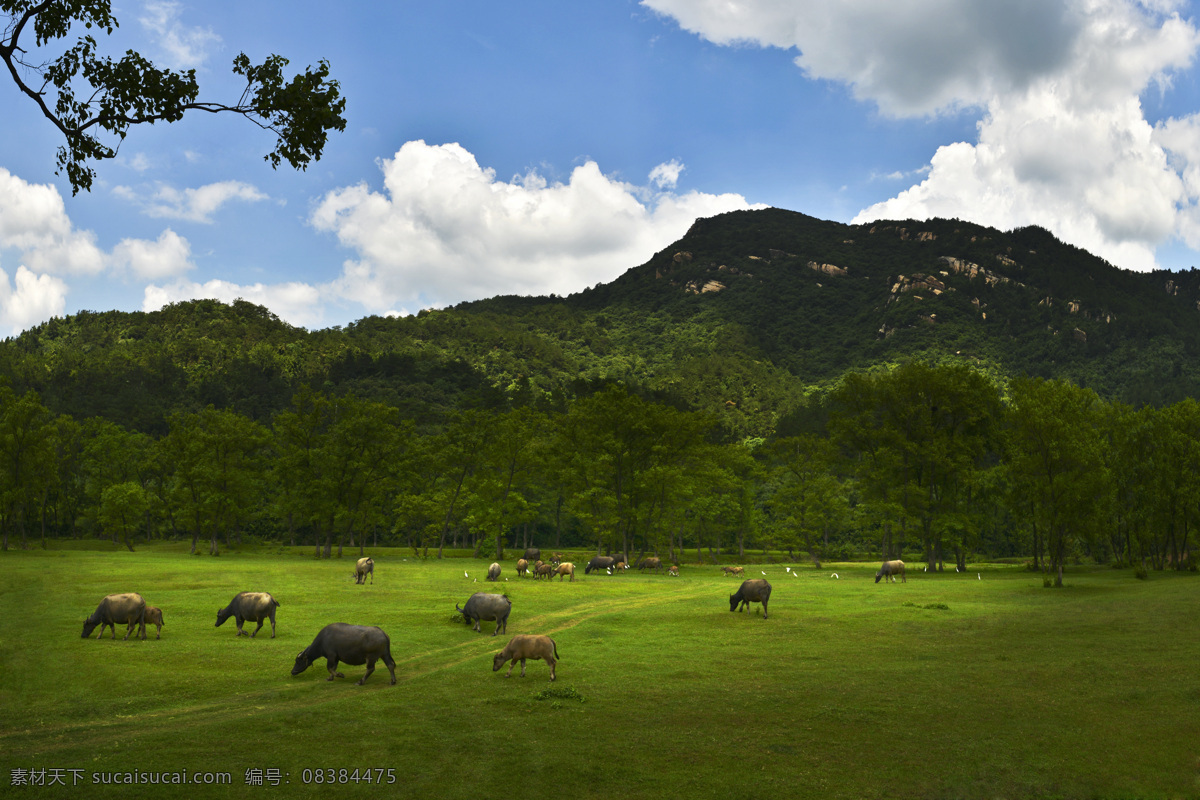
[1073,328,1087,343]
[673,252,693,264]
[891,273,947,295]
[808,261,848,277]
[686,280,726,294]
[916,231,936,242]
[937,256,1014,286]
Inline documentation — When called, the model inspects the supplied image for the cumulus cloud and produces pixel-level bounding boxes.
[646,0,1200,270]
[111,229,193,280]
[138,1,221,69]
[0,266,68,336]
[0,168,106,275]
[649,159,685,189]
[310,141,761,312]
[114,180,269,223]
[143,279,326,329]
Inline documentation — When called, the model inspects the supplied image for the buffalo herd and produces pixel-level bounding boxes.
[78,548,914,686]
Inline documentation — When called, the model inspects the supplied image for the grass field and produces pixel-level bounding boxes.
[1,545,1197,799]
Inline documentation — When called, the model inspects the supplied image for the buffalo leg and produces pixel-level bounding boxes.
[270,617,276,638]
[384,658,396,685]
[548,659,556,681]
[762,601,768,620]
[251,620,264,638]
[519,658,527,678]
[327,659,345,681]
[123,621,134,640]
[358,657,376,685]
[236,619,246,636]
[505,658,517,677]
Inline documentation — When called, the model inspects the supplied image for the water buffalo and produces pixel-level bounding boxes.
[639,556,663,573]
[722,566,745,577]
[486,562,501,582]
[729,579,772,619]
[534,563,554,579]
[81,593,146,640]
[668,565,679,577]
[585,556,615,574]
[876,560,906,584]
[216,591,281,638]
[613,560,627,571]
[516,558,529,577]
[291,623,396,685]
[456,593,512,636]
[523,547,541,563]
[555,562,576,582]
[354,557,374,585]
[493,634,559,681]
[144,606,164,639]
[551,552,566,565]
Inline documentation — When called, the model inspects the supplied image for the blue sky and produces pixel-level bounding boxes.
[2,0,1200,332]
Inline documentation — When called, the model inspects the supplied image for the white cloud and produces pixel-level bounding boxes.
[143,279,326,329]
[0,168,106,275]
[647,0,1200,270]
[310,141,761,312]
[649,159,685,189]
[115,180,269,223]
[138,1,221,69]
[111,229,193,280]
[0,266,68,336]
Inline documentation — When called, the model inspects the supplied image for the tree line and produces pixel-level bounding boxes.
[0,363,1195,581]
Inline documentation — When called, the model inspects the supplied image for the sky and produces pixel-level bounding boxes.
[2,0,1200,333]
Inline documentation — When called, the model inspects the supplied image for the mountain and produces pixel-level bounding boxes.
[3,208,1200,437]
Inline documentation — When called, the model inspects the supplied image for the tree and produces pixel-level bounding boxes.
[1,0,346,193]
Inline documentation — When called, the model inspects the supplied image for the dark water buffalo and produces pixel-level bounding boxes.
[486,562,501,582]
[729,579,772,619]
[516,558,529,577]
[291,623,396,685]
[639,556,663,573]
[493,634,559,681]
[354,557,374,584]
[534,563,554,579]
[81,593,146,640]
[216,591,281,638]
[585,556,615,574]
[456,593,512,636]
[875,560,906,584]
[523,547,541,564]
[144,606,165,639]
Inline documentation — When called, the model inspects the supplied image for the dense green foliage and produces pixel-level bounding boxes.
[1,210,1199,570]
[1,0,346,193]
[2,548,1197,799]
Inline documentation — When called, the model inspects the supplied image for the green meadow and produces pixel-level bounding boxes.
[0,546,1197,799]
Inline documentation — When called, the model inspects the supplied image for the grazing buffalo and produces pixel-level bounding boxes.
[534,563,554,579]
[516,558,529,577]
[729,579,772,619]
[81,593,146,640]
[486,562,501,582]
[551,552,566,565]
[555,562,576,582]
[668,565,679,577]
[613,560,627,571]
[493,634,559,681]
[291,623,396,685]
[456,593,512,636]
[722,566,745,577]
[216,591,281,638]
[523,547,541,564]
[144,606,165,639]
[639,556,663,573]
[876,560,906,584]
[354,557,374,585]
[585,556,615,574]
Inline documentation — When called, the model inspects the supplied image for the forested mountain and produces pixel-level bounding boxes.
[3,208,1199,439]
[2,209,1199,575]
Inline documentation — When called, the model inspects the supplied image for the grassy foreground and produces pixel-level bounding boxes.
[0,547,1197,799]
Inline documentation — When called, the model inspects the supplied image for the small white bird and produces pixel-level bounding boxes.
[924,566,928,572]
[472,578,477,583]
[786,566,792,573]
[831,573,839,579]
[978,573,981,580]
[464,571,469,578]
[956,566,962,573]
[761,570,767,575]
[606,568,612,575]
[792,571,799,577]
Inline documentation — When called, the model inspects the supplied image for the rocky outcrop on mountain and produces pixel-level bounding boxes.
[808,261,848,277]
